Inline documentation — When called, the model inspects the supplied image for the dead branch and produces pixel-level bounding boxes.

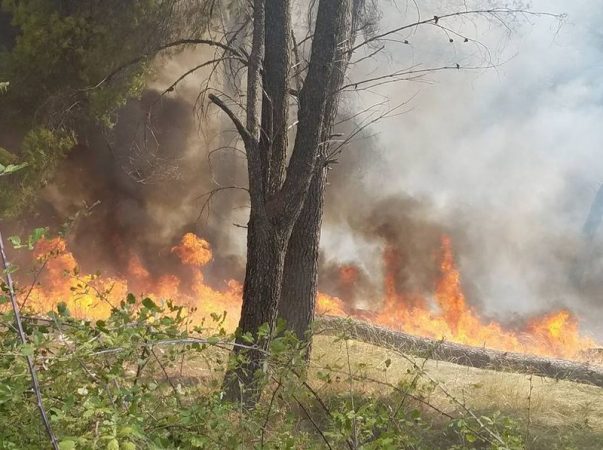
[315,316,603,389]
[88,38,248,90]
[208,94,253,146]
[349,9,564,54]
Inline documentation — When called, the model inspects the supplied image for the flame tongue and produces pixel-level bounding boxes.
[318,236,598,360]
[171,233,212,266]
[435,236,467,334]
[16,233,599,361]
[22,233,241,329]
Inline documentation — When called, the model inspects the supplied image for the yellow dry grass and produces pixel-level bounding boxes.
[166,334,603,448]
[310,335,603,449]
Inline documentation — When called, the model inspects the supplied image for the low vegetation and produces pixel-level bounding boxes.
[1,287,601,449]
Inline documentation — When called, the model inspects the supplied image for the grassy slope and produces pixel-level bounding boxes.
[174,335,602,448]
[310,336,603,449]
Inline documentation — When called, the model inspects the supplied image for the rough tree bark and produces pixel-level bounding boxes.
[278,0,363,344]
[213,0,354,405]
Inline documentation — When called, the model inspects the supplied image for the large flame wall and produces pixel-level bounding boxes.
[16,233,599,361]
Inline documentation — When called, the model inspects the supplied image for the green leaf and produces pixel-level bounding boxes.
[465,433,477,443]
[141,297,158,310]
[20,344,35,357]
[57,302,71,317]
[0,162,28,176]
[118,426,135,437]
[206,336,220,345]
[29,227,48,247]
[59,440,76,450]
[270,338,287,353]
[8,236,22,249]
[127,293,136,304]
[257,323,270,338]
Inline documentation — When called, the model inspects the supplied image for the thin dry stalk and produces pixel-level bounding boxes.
[0,231,60,450]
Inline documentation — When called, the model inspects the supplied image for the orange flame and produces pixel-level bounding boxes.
[15,233,599,361]
[171,233,212,266]
[20,234,240,329]
[369,236,597,359]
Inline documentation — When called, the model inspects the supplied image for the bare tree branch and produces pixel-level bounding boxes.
[87,38,248,90]
[208,94,253,146]
[350,9,564,55]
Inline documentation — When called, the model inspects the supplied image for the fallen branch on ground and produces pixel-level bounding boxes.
[315,316,603,389]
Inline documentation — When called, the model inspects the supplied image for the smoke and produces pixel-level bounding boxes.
[32,48,249,288]
[318,0,603,338]
[11,0,603,339]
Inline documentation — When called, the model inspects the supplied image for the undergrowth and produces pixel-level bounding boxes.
[0,294,529,449]
[0,232,599,449]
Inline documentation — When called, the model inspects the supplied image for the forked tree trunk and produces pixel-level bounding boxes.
[221,0,352,406]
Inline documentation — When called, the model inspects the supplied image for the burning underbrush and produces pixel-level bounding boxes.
[14,232,599,361]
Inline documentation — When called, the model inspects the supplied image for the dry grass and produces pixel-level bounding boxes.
[311,335,603,449]
[162,334,603,448]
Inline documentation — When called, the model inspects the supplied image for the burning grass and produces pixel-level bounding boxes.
[19,232,600,362]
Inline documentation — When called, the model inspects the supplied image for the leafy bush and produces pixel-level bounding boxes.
[0,234,527,449]
[0,128,75,216]
[0,302,526,449]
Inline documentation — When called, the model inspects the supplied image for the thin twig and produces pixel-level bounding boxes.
[150,347,183,407]
[292,394,333,450]
[0,231,59,450]
[261,377,283,448]
[526,374,534,447]
[344,340,358,449]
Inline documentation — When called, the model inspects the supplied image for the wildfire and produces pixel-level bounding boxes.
[367,236,596,359]
[171,233,212,266]
[13,232,599,361]
[22,233,242,329]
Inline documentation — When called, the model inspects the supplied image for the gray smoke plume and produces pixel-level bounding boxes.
[14,0,603,340]
[318,0,603,339]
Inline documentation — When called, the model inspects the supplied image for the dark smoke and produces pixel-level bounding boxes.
[32,88,248,288]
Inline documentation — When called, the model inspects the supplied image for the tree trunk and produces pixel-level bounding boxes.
[223,214,289,404]
[279,0,362,346]
[278,167,326,341]
[220,0,352,406]
[317,317,603,388]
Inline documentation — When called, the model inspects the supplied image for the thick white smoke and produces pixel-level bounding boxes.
[321,0,603,338]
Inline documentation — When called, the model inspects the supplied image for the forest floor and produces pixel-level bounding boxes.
[175,335,603,449]
[311,336,603,449]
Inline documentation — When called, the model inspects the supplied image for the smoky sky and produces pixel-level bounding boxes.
[319,0,603,338]
[13,1,603,339]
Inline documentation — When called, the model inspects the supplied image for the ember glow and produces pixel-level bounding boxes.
[17,233,598,360]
